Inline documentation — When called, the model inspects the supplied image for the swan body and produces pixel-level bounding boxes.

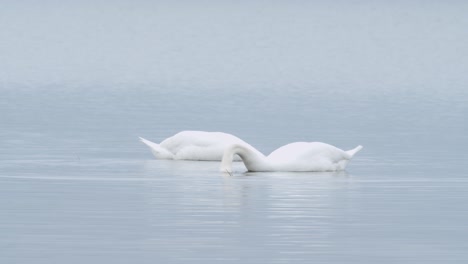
[221,142,363,172]
[139,131,252,161]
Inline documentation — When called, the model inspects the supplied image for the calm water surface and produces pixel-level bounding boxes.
[1,86,467,263]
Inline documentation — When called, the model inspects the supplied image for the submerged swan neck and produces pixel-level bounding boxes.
[220,144,268,172]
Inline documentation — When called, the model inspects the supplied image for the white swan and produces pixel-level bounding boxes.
[220,142,363,172]
[139,131,252,161]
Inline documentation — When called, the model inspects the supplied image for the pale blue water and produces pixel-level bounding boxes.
[1,85,467,264]
[1,1,468,263]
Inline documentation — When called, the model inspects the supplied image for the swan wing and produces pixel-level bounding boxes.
[159,131,248,160]
[268,142,349,163]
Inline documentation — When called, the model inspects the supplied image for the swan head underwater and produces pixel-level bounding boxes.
[220,142,363,173]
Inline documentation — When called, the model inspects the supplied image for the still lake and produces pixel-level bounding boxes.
[1,84,467,263]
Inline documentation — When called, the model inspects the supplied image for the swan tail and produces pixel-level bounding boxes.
[139,137,174,159]
[139,137,158,148]
[346,145,363,158]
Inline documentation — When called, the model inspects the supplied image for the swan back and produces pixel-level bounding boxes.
[268,142,347,163]
[142,131,251,161]
[159,131,246,152]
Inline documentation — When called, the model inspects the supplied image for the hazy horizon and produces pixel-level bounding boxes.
[1,1,467,92]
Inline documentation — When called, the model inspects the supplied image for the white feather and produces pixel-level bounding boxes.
[140,131,251,161]
[221,142,363,172]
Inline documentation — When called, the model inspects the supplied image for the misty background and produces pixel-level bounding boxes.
[1,0,467,159]
[1,1,467,91]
